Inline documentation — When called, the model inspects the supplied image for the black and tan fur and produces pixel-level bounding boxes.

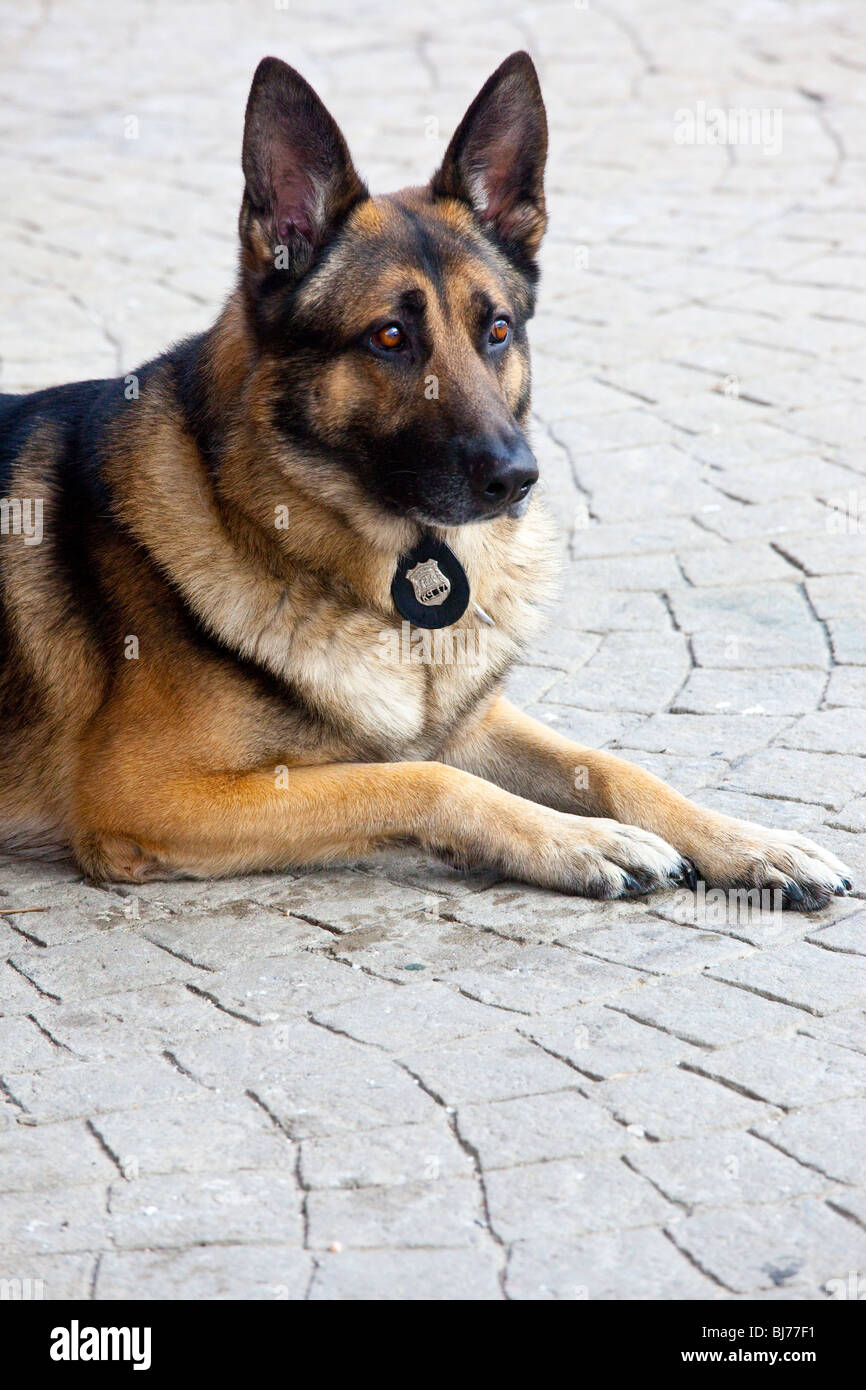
[0,54,852,909]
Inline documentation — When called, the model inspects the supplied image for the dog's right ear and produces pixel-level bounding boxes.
[239,57,367,284]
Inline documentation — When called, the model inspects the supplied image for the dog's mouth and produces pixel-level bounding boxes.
[405,487,535,529]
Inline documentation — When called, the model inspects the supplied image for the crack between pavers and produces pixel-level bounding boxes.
[2,917,48,948]
[826,1199,866,1233]
[0,1075,29,1113]
[748,1127,850,1187]
[447,984,531,1017]
[796,577,836,691]
[7,958,61,1002]
[161,1049,212,1089]
[678,1059,787,1112]
[88,1253,102,1301]
[85,1118,129,1181]
[246,1088,299,1145]
[397,1061,508,1292]
[661,1226,735,1293]
[621,1153,690,1213]
[303,1256,320,1302]
[305,1011,390,1055]
[26,1011,75,1055]
[604,1002,715,1051]
[145,938,217,973]
[802,931,866,960]
[702,972,824,1017]
[305,942,412,989]
[516,1031,602,1088]
[184,982,261,1026]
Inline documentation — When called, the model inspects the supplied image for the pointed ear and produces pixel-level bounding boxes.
[431,52,547,263]
[240,57,367,279]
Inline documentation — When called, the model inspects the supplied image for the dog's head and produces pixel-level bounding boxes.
[237,53,547,528]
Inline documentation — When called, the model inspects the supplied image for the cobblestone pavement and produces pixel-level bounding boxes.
[2,0,865,1301]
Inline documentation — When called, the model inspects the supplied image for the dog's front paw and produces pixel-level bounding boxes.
[690,817,853,911]
[526,815,693,899]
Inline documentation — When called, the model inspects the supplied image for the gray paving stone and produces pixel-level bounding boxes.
[0,1253,96,1301]
[258,869,442,933]
[485,1155,672,1242]
[8,933,201,1005]
[628,1132,831,1211]
[0,1016,67,1072]
[685,1032,866,1109]
[306,1177,485,1250]
[520,1004,702,1080]
[799,1007,866,1059]
[1,887,141,947]
[828,798,866,833]
[806,910,866,956]
[673,668,826,716]
[357,848,501,899]
[546,585,671,633]
[456,1089,626,1170]
[669,585,827,670]
[170,1018,374,1091]
[185,953,379,1024]
[721,748,866,811]
[141,909,323,971]
[0,961,50,1016]
[0,1184,109,1257]
[771,533,866,577]
[506,1229,719,1300]
[548,632,690,714]
[309,1247,502,1300]
[577,919,750,976]
[89,1096,294,1178]
[299,1120,472,1190]
[96,1245,311,1300]
[311,980,503,1051]
[0,1119,116,1194]
[592,1067,775,1141]
[827,1190,866,1237]
[608,974,804,1048]
[676,542,799,587]
[447,884,609,939]
[824,666,866,708]
[401,1032,578,1105]
[615,713,792,760]
[443,945,645,1014]
[251,1061,434,1140]
[754,1098,866,1186]
[109,1170,303,1251]
[708,942,866,1016]
[687,788,830,836]
[666,1198,865,1295]
[26,983,240,1063]
[3,1055,199,1123]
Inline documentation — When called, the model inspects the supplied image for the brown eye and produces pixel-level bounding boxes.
[372,323,405,351]
[489,318,510,345]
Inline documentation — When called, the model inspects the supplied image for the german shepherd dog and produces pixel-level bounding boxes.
[0,53,853,910]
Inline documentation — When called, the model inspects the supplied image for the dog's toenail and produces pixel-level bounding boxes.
[842,877,853,890]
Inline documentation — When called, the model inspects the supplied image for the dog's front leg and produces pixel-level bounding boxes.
[443,696,853,909]
[74,758,690,897]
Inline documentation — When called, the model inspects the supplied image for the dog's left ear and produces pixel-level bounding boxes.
[431,52,547,263]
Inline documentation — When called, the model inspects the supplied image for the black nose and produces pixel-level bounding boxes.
[465,436,539,513]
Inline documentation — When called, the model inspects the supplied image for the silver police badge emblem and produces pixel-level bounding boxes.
[405,558,451,607]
